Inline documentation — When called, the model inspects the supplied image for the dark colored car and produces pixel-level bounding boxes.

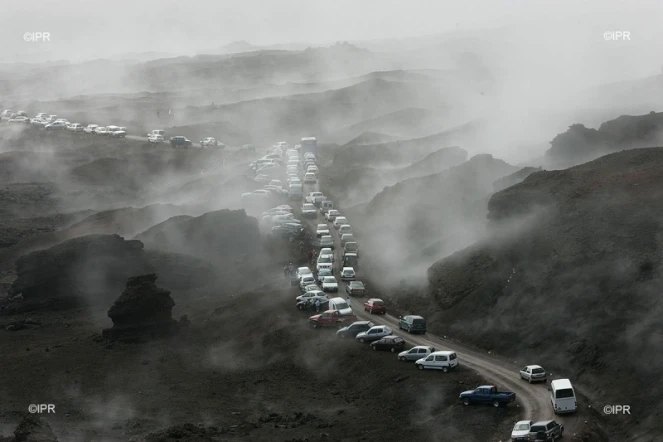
[370,336,405,352]
[345,281,367,296]
[336,321,374,338]
[398,315,426,334]
[297,298,329,312]
[170,136,192,148]
[364,298,386,314]
[527,421,564,441]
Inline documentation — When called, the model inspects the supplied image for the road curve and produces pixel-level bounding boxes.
[292,178,583,439]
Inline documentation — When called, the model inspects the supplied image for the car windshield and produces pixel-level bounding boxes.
[299,268,312,275]
[373,300,385,306]
[514,423,530,430]
[343,269,354,274]
[303,204,315,210]
[318,256,331,263]
[335,302,349,309]
[319,269,332,275]
[323,277,336,283]
[352,282,364,288]
[317,225,327,229]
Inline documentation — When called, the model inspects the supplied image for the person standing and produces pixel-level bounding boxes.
[346,295,351,307]
[283,265,289,279]
[315,299,321,313]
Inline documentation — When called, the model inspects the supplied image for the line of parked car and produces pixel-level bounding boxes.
[245,138,578,442]
[1,110,128,137]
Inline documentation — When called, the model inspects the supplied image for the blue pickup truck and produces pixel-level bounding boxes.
[459,385,516,407]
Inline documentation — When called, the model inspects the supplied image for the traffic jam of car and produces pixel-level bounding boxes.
[240,136,578,441]
[0,109,227,148]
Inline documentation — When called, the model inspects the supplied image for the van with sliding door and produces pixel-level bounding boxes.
[549,379,577,414]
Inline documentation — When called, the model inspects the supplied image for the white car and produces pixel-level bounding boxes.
[84,124,98,134]
[511,420,534,442]
[251,190,271,199]
[304,173,316,184]
[414,350,458,372]
[67,123,84,132]
[200,137,222,147]
[519,365,547,384]
[44,121,67,130]
[316,255,333,272]
[297,290,326,302]
[316,224,330,238]
[269,180,282,188]
[254,174,271,183]
[319,248,334,260]
[305,192,324,204]
[325,210,340,222]
[296,267,313,280]
[333,216,348,229]
[9,116,29,123]
[299,275,317,291]
[321,276,338,292]
[106,125,120,133]
[340,267,356,281]
[307,165,319,174]
[109,127,127,137]
[94,126,109,135]
[149,134,164,143]
[288,178,301,185]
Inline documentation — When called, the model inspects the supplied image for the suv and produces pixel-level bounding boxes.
[527,421,563,441]
[398,315,426,334]
[170,136,192,148]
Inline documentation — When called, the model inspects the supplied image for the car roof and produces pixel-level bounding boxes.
[514,420,533,426]
[431,350,456,356]
[367,298,383,302]
[342,267,355,271]
[349,280,363,284]
[404,315,424,319]
[526,364,544,370]
[411,345,433,350]
[531,420,553,426]
[550,379,573,389]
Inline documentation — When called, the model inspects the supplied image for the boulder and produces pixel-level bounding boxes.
[102,274,178,342]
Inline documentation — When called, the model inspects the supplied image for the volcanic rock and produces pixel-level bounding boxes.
[413,147,663,434]
[102,274,178,342]
[9,234,149,311]
[13,414,58,442]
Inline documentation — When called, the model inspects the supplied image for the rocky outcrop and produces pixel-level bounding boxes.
[12,414,58,442]
[545,111,663,168]
[9,234,149,310]
[102,274,178,342]
[134,209,261,265]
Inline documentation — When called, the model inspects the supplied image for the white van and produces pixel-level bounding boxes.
[414,350,458,372]
[328,297,352,315]
[549,379,577,414]
[333,216,348,229]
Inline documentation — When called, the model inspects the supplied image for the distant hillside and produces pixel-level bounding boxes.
[328,146,468,206]
[344,154,518,284]
[545,111,663,168]
[331,120,479,172]
[336,107,447,142]
[342,131,399,147]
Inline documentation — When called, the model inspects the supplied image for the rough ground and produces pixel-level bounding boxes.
[0,288,517,442]
[386,148,663,441]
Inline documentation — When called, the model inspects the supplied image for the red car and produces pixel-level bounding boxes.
[309,310,357,328]
[364,298,386,315]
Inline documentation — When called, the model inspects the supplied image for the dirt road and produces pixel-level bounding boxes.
[294,178,583,440]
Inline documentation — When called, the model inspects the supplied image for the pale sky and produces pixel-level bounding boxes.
[1,0,661,62]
